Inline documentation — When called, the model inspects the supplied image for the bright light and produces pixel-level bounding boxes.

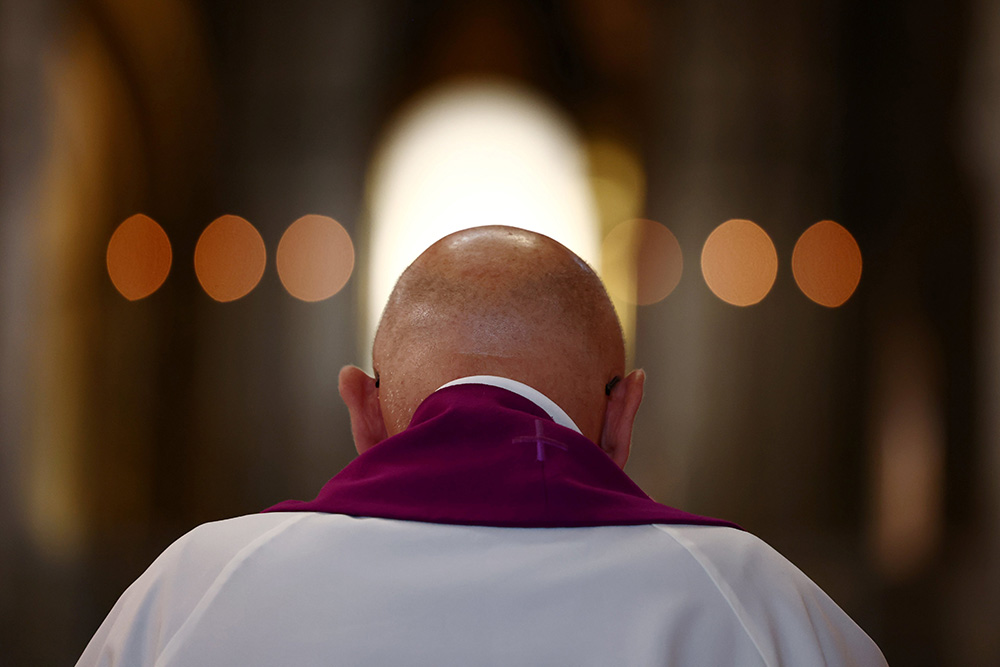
[365,80,600,349]
[602,219,683,305]
[701,219,778,306]
[194,215,266,302]
[792,220,862,307]
[107,214,172,300]
[277,215,355,302]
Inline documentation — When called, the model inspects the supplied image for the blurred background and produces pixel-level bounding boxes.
[1,1,997,664]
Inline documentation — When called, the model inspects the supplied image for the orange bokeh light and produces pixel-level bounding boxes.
[276,215,355,301]
[700,219,778,306]
[106,214,172,300]
[602,219,683,305]
[194,215,266,302]
[792,220,862,307]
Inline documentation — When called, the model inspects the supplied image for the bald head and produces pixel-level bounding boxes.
[372,226,625,441]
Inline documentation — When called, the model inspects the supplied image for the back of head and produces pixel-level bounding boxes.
[373,226,624,441]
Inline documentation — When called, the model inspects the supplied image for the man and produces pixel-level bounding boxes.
[78,226,886,665]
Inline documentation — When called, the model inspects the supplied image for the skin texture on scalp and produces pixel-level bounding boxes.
[372,226,625,443]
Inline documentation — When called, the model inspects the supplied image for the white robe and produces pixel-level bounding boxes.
[77,511,887,666]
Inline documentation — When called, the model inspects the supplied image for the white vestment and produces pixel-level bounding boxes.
[77,378,886,666]
[77,514,885,666]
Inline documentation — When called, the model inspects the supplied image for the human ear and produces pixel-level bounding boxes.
[599,369,645,468]
[338,365,389,454]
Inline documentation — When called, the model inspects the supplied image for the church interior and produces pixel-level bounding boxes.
[1,1,998,664]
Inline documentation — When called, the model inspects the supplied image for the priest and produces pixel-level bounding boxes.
[77,226,887,666]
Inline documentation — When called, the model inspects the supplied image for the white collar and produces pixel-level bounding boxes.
[437,375,582,434]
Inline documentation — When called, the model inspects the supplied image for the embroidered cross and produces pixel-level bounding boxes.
[513,419,568,461]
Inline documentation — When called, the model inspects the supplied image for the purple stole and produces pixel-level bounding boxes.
[265,384,739,530]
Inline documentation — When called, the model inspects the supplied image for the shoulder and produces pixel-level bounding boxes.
[136,511,320,611]
[649,524,887,667]
[650,523,806,587]
[162,512,312,564]
[137,512,314,591]
[76,512,316,667]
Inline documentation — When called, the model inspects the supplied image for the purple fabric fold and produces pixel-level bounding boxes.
[265,384,740,530]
